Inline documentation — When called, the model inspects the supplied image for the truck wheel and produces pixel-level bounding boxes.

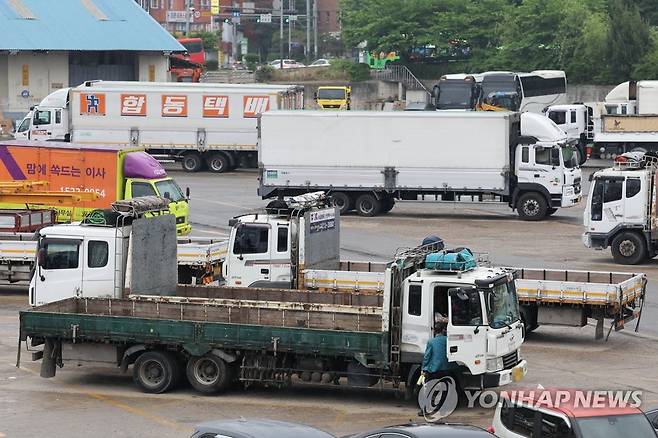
[133,350,178,394]
[182,153,203,172]
[517,193,548,221]
[355,193,381,217]
[331,192,353,215]
[611,232,648,265]
[206,153,230,173]
[381,196,395,214]
[186,354,230,394]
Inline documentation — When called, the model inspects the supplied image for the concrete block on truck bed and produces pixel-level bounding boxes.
[128,215,177,296]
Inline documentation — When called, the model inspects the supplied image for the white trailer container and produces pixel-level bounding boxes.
[258,111,582,220]
[15,81,304,173]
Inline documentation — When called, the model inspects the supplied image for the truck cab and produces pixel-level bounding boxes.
[546,104,593,165]
[401,265,527,389]
[315,86,351,110]
[583,157,653,264]
[515,113,582,217]
[433,76,480,110]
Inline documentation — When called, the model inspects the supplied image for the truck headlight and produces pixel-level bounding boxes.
[486,357,503,372]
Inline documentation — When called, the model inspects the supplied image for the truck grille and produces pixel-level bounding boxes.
[503,350,518,369]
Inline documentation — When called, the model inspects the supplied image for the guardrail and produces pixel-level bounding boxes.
[371,65,431,97]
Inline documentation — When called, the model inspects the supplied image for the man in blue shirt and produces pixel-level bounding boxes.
[422,319,456,379]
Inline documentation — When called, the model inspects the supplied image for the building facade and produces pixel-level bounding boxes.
[317,0,340,34]
[0,0,184,121]
[139,0,216,33]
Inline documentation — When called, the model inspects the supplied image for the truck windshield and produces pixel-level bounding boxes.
[562,146,578,168]
[317,89,346,100]
[576,414,656,438]
[155,179,185,202]
[437,83,474,109]
[485,281,520,328]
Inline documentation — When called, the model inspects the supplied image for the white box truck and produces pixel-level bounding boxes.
[14,81,304,173]
[258,111,582,220]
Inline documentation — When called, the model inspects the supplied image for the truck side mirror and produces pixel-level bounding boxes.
[185,187,190,199]
[37,248,46,267]
[163,191,171,201]
[314,92,318,100]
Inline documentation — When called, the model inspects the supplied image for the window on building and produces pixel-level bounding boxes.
[150,0,159,9]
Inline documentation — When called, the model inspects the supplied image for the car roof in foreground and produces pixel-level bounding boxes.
[193,418,335,438]
[347,423,495,437]
[501,388,643,418]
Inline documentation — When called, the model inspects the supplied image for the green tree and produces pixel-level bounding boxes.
[632,30,658,79]
[606,0,652,82]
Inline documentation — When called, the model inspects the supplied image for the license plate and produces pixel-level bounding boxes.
[512,367,525,382]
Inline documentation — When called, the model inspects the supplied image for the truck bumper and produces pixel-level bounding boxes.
[177,223,192,236]
[560,185,581,208]
[582,232,607,249]
[461,359,528,390]
[486,359,528,388]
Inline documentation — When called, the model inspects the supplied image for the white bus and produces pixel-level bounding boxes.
[437,70,567,114]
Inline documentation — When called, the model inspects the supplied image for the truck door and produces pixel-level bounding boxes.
[400,280,431,355]
[226,223,272,287]
[268,224,291,288]
[623,177,645,223]
[532,145,561,193]
[32,238,83,306]
[31,109,54,141]
[447,288,487,373]
[589,176,624,230]
[81,238,115,299]
[14,115,31,139]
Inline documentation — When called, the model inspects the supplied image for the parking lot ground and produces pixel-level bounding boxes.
[1,166,658,437]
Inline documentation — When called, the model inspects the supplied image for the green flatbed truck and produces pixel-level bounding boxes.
[17,198,527,396]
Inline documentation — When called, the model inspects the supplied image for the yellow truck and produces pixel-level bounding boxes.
[314,86,351,110]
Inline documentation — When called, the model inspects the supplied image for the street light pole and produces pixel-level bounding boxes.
[306,0,311,62]
[185,0,190,36]
[279,0,284,69]
[288,0,292,56]
[313,0,318,57]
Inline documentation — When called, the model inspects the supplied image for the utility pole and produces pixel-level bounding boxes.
[279,0,284,69]
[305,0,311,62]
[313,0,318,58]
[288,0,294,56]
[184,0,191,36]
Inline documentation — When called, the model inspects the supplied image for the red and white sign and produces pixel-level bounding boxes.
[243,96,270,118]
[161,95,188,117]
[203,95,229,118]
[121,94,147,116]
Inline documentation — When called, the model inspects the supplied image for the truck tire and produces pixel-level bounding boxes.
[182,153,204,172]
[355,193,381,217]
[516,192,548,221]
[206,153,230,173]
[331,192,353,215]
[186,353,231,394]
[133,350,178,394]
[381,196,395,214]
[611,231,648,265]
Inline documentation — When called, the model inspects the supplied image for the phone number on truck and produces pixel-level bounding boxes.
[59,187,107,198]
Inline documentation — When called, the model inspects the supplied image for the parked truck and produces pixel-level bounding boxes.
[258,111,582,220]
[14,81,304,173]
[583,152,658,265]
[19,195,528,396]
[0,140,191,235]
[546,81,658,160]
[314,86,351,110]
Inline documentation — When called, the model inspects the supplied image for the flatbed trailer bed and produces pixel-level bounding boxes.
[512,268,646,338]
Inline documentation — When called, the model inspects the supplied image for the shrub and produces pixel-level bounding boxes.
[255,65,275,82]
[328,59,370,82]
[206,60,219,71]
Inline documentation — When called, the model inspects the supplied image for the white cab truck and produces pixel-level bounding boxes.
[22,194,528,394]
[258,111,582,220]
[547,81,658,160]
[583,153,658,265]
[14,81,304,173]
[22,198,224,295]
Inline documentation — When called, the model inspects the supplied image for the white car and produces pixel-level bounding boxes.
[309,58,331,67]
[270,59,305,69]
